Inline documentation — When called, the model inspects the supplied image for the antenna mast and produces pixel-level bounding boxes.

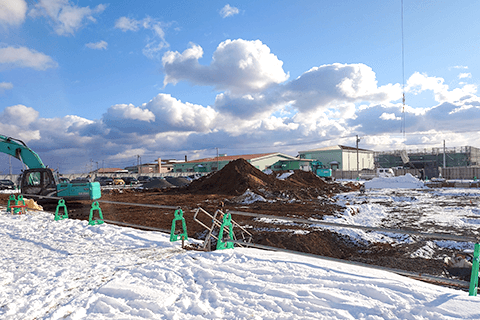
[401,0,406,140]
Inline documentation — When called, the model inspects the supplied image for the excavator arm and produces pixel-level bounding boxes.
[0,134,45,169]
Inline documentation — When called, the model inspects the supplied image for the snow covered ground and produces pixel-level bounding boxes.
[2,204,480,319]
[2,175,480,319]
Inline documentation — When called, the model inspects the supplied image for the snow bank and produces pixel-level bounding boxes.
[235,189,267,204]
[365,173,426,189]
[276,170,294,180]
[1,207,479,319]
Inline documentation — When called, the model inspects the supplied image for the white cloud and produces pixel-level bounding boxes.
[0,0,28,27]
[451,65,468,69]
[163,39,289,94]
[220,4,240,18]
[407,72,477,103]
[2,105,39,125]
[107,148,146,160]
[0,46,58,70]
[114,16,169,59]
[458,73,471,79]
[85,40,108,50]
[114,16,140,31]
[28,0,106,36]
[0,82,13,92]
[379,112,401,120]
[108,104,155,122]
[145,94,217,132]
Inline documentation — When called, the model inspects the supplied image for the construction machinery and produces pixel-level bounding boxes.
[0,134,101,201]
[310,161,333,180]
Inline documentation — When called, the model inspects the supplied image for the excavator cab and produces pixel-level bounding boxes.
[21,168,59,198]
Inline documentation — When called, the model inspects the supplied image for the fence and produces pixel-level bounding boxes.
[332,167,480,180]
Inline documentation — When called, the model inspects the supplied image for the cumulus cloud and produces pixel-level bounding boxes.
[114,16,140,31]
[102,94,217,135]
[28,0,106,36]
[106,104,155,122]
[407,72,477,103]
[220,4,240,18]
[0,0,28,27]
[85,40,108,50]
[0,105,40,142]
[115,16,169,59]
[2,104,39,126]
[283,63,402,112]
[0,46,58,70]
[458,73,471,79]
[0,82,13,93]
[163,39,289,94]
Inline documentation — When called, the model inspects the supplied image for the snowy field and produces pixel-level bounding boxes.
[2,204,480,319]
[2,175,480,319]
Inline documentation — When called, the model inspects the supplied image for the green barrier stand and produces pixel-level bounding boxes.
[88,201,104,226]
[170,209,188,242]
[216,213,234,250]
[469,243,480,296]
[7,194,16,213]
[15,195,26,214]
[54,199,69,221]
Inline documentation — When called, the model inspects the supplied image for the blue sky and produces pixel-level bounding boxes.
[1,0,479,174]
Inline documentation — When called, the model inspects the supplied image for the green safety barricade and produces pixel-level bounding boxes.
[88,201,104,225]
[54,199,69,221]
[6,194,16,213]
[469,243,480,296]
[170,209,188,242]
[216,212,234,250]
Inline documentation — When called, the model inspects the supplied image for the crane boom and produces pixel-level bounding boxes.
[0,134,45,169]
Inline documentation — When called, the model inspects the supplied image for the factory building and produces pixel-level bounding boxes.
[298,145,375,171]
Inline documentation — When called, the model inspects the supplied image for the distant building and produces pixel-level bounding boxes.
[125,158,178,174]
[298,145,375,171]
[269,159,313,171]
[94,168,128,174]
[173,153,296,173]
[375,146,480,168]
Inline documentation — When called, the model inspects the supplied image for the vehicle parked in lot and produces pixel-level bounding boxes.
[94,176,114,186]
[137,176,152,183]
[122,177,139,185]
[70,177,91,184]
[0,179,15,190]
[113,178,125,185]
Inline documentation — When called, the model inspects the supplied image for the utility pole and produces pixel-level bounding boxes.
[356,135,361,178]
[216,147,219,171]
[443,140,446,169]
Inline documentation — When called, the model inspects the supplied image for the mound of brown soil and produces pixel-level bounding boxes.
[143,179,174,189]
[185,158,358,200]
[186,158,285,196]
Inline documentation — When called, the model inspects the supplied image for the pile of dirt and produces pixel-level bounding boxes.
[142,179,174,189]
[186,158,285,196]
[185,158,358,200]
[165,177,190,187]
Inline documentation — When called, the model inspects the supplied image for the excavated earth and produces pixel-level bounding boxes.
[0,159,467,285]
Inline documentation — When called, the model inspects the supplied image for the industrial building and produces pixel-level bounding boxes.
[375,146,480,168]
[173,153,296,173]
[269,159,313,172]
[298,145,375,171]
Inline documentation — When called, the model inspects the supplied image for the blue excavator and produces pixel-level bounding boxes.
[0,134,101,201]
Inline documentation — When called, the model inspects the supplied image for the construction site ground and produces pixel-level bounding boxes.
[1,159,477,286]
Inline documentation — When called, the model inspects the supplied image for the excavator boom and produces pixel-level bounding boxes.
[0,134,101,201]
[0,134,45,169]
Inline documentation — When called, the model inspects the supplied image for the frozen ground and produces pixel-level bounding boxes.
[2,204,480,319]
